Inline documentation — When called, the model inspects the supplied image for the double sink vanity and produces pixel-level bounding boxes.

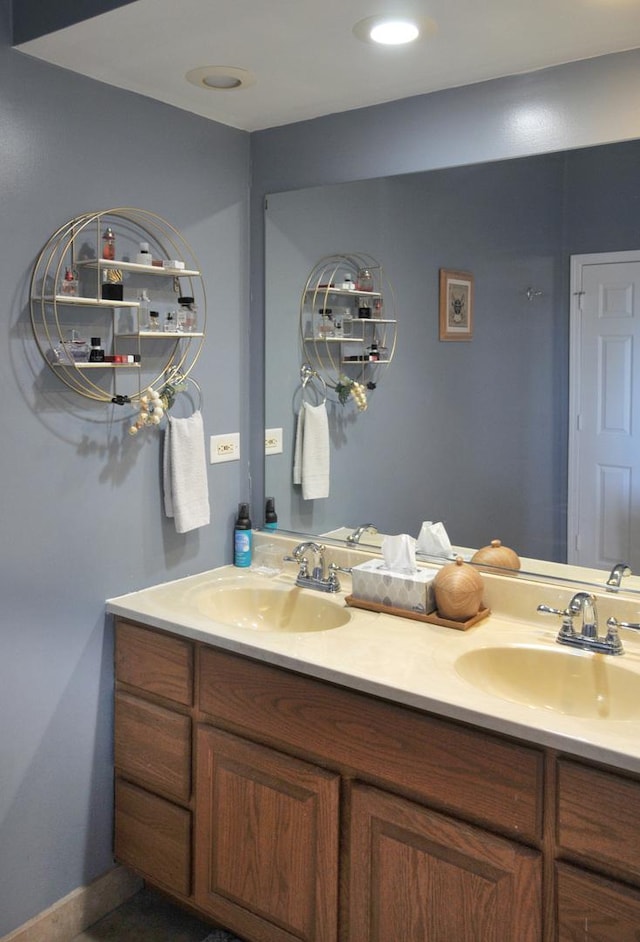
[107,531,640,942]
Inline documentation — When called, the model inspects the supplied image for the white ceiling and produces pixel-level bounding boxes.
[16,0,640,132]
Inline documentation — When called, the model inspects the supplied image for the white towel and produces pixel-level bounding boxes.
[163,411,210,533]
[292,401,330,500]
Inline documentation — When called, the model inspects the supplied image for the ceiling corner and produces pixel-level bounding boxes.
[12,0,136,45]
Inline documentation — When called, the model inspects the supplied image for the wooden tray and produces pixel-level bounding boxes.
[344,595,490,631]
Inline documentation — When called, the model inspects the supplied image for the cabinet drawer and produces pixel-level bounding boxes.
[115,620,193,705]
[115,692,191,802]
[557,863,640,941]
[199,648,543,842]
[115,779,191,897]
[557,759,640,882]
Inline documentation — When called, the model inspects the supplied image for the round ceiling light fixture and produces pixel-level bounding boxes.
[186,65,256,91]
[353,14,436,46]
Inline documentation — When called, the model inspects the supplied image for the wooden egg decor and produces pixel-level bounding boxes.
[433,557,484,622]
[471,539,521,571]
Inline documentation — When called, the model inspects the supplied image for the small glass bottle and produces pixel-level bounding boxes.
[358,298,372,319]
[148,310,160,332]
[341,309,353,337]
[136,241,152,266]
[89,337,105,362]
[356,268,373,292]
[164,311,176,332]
[102,227,115,260]
[138,289,151,330]
[340,273,354,290]
[60,267,78,297]
[177,296,197,332]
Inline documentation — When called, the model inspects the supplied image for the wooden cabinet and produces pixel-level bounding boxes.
[112,617,640,941]
[194,726,339,942]
[114,620,193,897]
[555,760,640,940]
[556,864,640,942]
[349,783,541,942]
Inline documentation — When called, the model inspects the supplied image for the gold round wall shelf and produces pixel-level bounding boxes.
[30,208,207,407]
[299,252,397,406]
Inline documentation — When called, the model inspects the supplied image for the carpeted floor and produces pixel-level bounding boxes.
[71,888,244,942]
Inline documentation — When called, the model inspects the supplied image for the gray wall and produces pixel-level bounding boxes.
[0,0,249,934]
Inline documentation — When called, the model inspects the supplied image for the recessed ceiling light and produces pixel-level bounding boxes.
[353,14,436,46]
[186,66,256,91]
[370,19,419,44]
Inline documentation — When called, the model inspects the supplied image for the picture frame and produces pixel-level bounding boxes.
[439,269,474,341]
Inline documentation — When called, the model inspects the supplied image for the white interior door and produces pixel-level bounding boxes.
[568,251,640,570]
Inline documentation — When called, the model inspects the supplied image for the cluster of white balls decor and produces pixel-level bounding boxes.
[129,387,167,434]
[351,381,368,411]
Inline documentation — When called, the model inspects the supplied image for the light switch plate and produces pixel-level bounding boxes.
[210,432,240,463]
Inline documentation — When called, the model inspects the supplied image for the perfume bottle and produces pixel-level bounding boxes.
[356,268,373,292]
[102,227,115,260]
[89,337,105,362]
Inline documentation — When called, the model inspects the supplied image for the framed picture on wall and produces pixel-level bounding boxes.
[439,269,474,340]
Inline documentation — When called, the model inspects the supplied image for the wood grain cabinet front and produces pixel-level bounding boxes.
[349,783,542,942]
[115,779,192,897]
[114,619,194,899]
[110,619,640,941]
[194,725,340,942]
[556,758,640,941]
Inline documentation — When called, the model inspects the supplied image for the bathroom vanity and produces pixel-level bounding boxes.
[108,553,640,942]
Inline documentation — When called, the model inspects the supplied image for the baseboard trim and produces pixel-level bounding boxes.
[1,865,143,942]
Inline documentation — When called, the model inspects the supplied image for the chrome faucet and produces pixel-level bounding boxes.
[537,592,625,655]
[606,562,631,591]
[347,523,378,544]
[284,541,342,593]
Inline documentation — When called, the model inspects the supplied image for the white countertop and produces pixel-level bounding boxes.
[107,561,640,775]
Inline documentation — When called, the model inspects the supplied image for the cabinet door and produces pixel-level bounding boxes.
[557,863,640,941]
[348,783,541,942]
[195,726,339,942]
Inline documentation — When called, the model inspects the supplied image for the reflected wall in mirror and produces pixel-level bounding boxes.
[265,139,640,569]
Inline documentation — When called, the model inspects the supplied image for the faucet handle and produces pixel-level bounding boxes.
[537,602,577,640]
[327,561,352,591]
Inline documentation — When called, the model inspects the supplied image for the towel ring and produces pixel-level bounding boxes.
[300,363,327,405]
[183,376,203,412]
[163,369,204,413]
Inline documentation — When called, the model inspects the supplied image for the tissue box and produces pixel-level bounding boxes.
[351,560,438,615]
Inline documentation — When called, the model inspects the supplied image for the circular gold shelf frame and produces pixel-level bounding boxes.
[30,207,207,405]
[299,252,397,403]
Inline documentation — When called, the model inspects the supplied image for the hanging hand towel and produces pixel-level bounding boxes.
[163,410,210,533]
[293,400,330,500]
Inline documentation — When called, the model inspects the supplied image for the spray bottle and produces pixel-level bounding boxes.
[234,502,252,567]
[264,497,278,530]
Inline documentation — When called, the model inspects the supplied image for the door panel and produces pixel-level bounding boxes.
[569,253,640,570]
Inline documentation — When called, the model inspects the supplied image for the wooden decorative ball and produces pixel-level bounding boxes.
[433,557,484,622]
[471,539,521,571]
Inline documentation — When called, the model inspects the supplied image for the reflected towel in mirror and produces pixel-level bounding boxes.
[163,410,210,533]
[293,401,330,500]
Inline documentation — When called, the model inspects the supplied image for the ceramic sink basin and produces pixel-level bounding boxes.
[192,583,351,633]
[455,644,640,720]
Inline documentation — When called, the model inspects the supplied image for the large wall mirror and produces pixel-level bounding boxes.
[264,139,640,579]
